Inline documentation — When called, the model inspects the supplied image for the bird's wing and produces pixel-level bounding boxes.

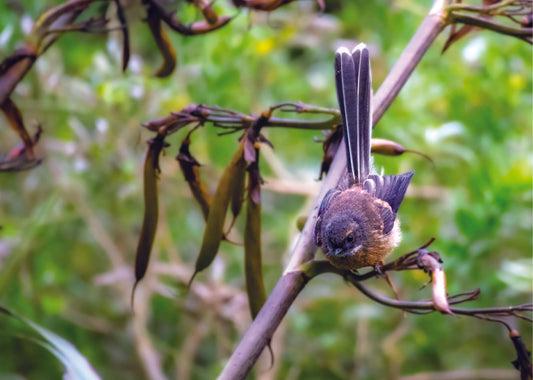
[363,171,415,234]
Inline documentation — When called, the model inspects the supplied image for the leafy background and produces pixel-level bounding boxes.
[0,0,531,379]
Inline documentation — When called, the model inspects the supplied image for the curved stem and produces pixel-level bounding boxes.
[446,0,518,13]
[450,12,533,42]
[217,271,309,380]
[264,116,339,130]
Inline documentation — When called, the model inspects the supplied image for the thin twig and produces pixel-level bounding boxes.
[449,12,533,43]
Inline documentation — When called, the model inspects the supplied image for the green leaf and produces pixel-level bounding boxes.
[0,306,101,380]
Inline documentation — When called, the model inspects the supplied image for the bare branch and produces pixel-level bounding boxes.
[330,265,532,319]
[142,102,341,134]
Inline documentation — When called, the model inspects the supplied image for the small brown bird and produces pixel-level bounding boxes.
[314,44,414,270]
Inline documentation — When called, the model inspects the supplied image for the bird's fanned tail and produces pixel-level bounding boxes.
[334,43,372,185]
[314,42,416,270]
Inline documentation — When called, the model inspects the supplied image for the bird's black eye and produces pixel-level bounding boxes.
[346,233,354,243]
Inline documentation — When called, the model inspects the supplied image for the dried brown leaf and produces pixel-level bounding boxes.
[177,134,212,221]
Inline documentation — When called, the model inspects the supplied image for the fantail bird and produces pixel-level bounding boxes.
[314,44,414,270]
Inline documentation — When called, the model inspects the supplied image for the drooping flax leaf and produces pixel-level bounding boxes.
[244,155,266,319]
[189,142,246,286]
[145,3,177,78]
[176,133,212,221]
[0,306,101,379]
[132,134,166,306]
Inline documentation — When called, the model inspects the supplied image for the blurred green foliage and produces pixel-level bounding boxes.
[0,0,531,379]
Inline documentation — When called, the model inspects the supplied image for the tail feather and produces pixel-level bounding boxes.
[335,43,372,184]
[356,47,372,181]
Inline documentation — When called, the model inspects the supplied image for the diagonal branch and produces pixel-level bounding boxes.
[217,1,452,379]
